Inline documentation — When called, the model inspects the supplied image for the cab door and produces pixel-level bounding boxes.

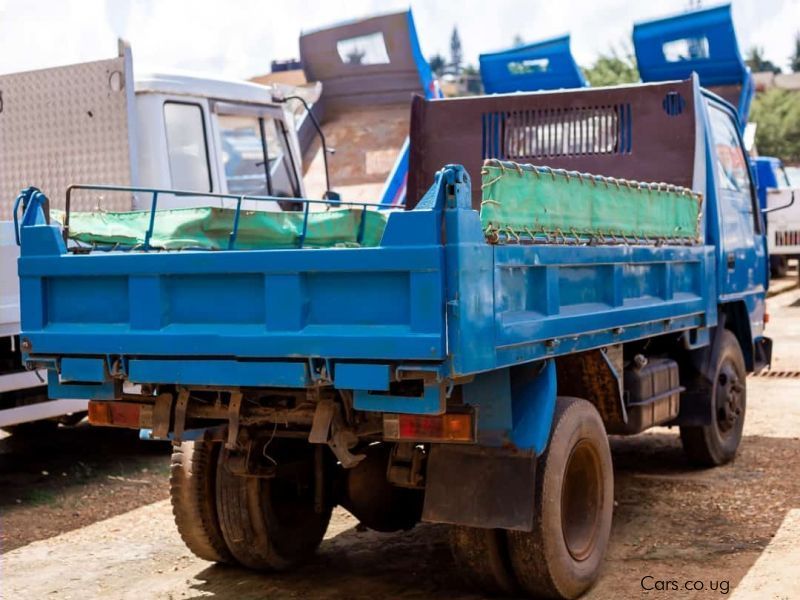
[706,99,767,335]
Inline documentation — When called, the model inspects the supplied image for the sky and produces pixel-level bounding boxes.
[0,0,798,79]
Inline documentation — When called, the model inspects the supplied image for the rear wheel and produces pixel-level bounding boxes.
[680,329,747,467]
[216,440,332,571]
[449,526,518,596]
[170,440,232,563]
[506,397,613,599]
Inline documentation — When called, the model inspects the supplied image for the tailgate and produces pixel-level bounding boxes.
[19,230,446,363]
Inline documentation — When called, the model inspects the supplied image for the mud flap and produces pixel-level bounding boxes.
[422,444,536,532]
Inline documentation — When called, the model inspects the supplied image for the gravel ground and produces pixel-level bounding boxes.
[1,284,799,599]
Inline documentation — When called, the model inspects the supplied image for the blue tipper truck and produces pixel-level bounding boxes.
[15,75,771,599]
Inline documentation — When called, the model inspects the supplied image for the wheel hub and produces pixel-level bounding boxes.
[716,361,743,434]
[561,439,604,561]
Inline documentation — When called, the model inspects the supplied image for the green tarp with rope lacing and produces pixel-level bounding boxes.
[51,206,388,250]
[480,159,703,244]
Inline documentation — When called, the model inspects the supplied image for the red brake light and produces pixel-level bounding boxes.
[383,413,474,442]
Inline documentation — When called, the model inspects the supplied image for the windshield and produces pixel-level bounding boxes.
[217,114,282,197]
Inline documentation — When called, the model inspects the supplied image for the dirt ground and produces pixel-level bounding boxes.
[1,282,799,599]
[0,427,170,552]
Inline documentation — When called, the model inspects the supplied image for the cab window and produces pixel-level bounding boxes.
[707,103,761,234]
[708,105,750,193]
[218,114,300,199]
[163,102,212,192]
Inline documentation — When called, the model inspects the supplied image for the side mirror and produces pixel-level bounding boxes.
[761,191,795,214]
[276,94,333,203]
[323,190,341,203]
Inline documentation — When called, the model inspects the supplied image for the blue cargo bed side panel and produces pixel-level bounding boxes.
[20,244,446,361]
[447,242,716,376]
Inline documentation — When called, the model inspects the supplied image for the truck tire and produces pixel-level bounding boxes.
[770,255,788,279]
[680,329,746,467]
[449,526,519,596]
[216,443,332,571]
[506,397,613,600]
[340,443,423,532]
[170,441,233,563]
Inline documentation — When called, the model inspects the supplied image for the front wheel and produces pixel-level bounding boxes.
[680,329,747,467]
[506,397,614,599]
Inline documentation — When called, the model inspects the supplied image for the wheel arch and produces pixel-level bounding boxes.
[719,301,754,371]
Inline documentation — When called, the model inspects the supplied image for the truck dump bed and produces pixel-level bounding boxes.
[299,10,437,206]
[18,162,715,408]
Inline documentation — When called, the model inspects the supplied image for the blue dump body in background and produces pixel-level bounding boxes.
[633,4,754,126]
[479,35,586,94]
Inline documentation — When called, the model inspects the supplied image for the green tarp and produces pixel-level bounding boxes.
[480,160,702,244]
[52,206,388,250]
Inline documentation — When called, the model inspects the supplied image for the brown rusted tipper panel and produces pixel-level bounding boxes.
[300,11,427,111]
[408,79,698,210]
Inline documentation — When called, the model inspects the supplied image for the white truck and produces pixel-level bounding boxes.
[752,157,799,278]
[0,41,308,432]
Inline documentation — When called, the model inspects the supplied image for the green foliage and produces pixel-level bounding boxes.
[746,46,781,74]
[429,54,446,77]
[750,89,800,163]
[582,49,639,87]
[450,27,463,73]
[791,32,800,73]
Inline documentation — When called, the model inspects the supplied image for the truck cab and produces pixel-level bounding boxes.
[132,72,304,209]
[0,42,306,430]
[753,156,799,277]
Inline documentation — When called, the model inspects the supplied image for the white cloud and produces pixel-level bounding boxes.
[0,0,797,77]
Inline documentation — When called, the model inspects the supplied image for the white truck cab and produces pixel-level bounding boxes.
[0,41,308,429]
[133,71,305,210]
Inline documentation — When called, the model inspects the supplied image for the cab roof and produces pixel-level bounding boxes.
[134,71,280,106]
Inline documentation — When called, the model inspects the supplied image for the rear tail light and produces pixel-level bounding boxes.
[88,401,152,429]
[383,412,475,443]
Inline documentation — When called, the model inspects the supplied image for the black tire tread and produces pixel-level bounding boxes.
[449,526,518,596]
[680,329,747,467]
[507,396,613,600]
[215,446,332,571]
[169,441,233,563]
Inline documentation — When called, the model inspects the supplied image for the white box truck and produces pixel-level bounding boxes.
[0,41,308,431]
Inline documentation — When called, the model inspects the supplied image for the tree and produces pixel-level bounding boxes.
[790,32,800,73]
[582,48,639,87]
[750,89,800,163]
[746,46,781,74]
[429,54,446,77]
[450,27,463,74]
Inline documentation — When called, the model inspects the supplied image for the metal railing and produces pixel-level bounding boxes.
[64,184,376,251]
